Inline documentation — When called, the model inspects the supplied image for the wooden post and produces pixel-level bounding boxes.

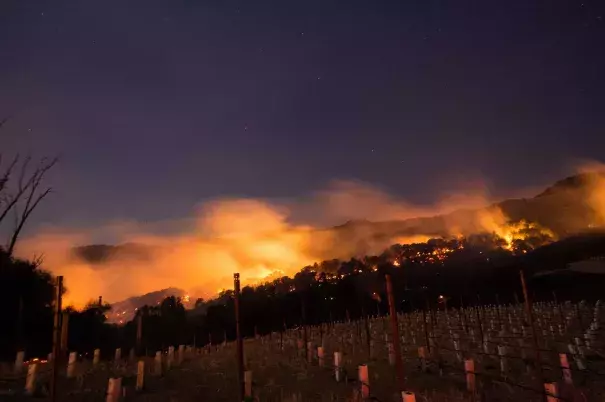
[50,276,63,402]
[386,274,405,392]
[154,351,162,375]
[136,314,142,355]
[421,307,430,354]
[60,312,69,353]
[25,363,37,395]
[244,370,253,398]
[136,360,145,391]
[301,297,308,364]
[177,344,184,365]
[93,348,101,366]
[167,346,174,369]
[520,270,545,389]
[234,273,245,402]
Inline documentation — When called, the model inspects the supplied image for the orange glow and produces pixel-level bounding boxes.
[14,171,604,308]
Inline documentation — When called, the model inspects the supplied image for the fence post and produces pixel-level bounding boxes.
[136,314,143,355]
[234,273,245,402]
[519,270,545,389]
[50,276,63,402]
[60,312,69,354]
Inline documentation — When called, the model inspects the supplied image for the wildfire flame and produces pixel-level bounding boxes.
[15,168,605,308]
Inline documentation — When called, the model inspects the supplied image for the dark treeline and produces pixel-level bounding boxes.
[2,231,605,362]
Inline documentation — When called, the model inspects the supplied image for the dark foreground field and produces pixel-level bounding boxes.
[1,300,604,401]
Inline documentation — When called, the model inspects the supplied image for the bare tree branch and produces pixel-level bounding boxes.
[32,253,45,268]
[0,156,52,226]
[6,157,58,256]
[0,116,57,256]
[0,154,20,194]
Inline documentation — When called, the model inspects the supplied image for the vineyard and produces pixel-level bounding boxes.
[1,273,604,402]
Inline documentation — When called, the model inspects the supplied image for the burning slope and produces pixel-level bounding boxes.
[15,170,605,309]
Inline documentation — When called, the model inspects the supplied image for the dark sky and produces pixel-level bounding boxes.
[1,0,604,230]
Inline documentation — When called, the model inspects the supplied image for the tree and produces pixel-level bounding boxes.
[0,117,58,256]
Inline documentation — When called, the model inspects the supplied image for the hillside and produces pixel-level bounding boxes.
[73,172,605,266]
[329,171,605,249]
[107,287,186,323]
[71,172,605,318]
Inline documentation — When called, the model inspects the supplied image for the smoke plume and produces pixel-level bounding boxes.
[14,171,605,308]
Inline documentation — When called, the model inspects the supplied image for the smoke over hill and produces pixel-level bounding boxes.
[15,170,605,309]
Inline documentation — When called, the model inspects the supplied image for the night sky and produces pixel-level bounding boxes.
[1,0,604,231]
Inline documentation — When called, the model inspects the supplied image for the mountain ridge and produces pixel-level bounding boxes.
[73,171,605,265]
